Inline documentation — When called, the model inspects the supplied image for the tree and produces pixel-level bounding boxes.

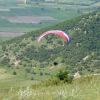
[30,77,34,80]
[13,71,17,75]
[40,72,43,76]
[56,69,73,83]
[54,0,58,3]
[1,57,10,65]
[2,45,6,51]
[41,7,44,11]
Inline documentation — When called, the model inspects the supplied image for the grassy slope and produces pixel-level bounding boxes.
[0,75,100,100]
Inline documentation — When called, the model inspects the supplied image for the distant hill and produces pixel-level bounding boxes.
[0,10,100,80]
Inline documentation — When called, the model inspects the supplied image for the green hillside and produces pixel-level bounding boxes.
[0,10,100,81]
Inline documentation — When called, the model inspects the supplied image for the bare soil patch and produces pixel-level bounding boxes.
[0,27,24,32]
[0,32,24,37]
[0,9,10,11]
[0,16,56,23]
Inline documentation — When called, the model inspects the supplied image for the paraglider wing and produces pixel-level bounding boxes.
[37,30,70,43]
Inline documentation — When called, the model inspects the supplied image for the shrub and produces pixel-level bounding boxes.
[13,71,17,75]
[30,77,34,80]
[45,77,60,86]
[56,69,73,83]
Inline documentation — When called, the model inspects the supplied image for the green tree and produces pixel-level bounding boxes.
[56,69,73,83]
[2,45,6,51]
[13,71,17,75]
[1,57,10,65]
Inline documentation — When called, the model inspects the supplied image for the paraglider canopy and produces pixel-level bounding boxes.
[37,30,71,43]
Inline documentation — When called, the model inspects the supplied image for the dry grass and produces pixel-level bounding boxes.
[0,68,6,74]
[0,75,100,100]
[0,73,15,80]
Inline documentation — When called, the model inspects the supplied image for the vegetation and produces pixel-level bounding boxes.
[0,10,99,78]
[0,75,100,100]
[0,1,100,99]
[56,69,73,83]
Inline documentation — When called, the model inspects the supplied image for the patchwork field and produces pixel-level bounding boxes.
[0,0,100,43]
[0,5,81,42]
[0,32,24,37]
[0,9,10,11]
[0,16,56,24]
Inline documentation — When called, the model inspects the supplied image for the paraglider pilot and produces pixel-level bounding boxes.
[53,61,58,66]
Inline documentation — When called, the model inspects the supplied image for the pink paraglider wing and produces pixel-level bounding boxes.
[37,30,70,43]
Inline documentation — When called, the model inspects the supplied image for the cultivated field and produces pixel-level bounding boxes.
[0,0,99,42]
[0,32,24,37]
[0,16,56,24]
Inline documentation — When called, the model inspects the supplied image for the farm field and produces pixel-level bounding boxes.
[0,0,100,42]
[0,6,81,42]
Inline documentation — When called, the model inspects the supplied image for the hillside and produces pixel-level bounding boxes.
[0,10,100,80]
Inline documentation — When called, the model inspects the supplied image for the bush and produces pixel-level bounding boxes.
[45,77,60,86]
[30,77,34,80]
[56,69,73,83]
[13,71,17,75]
[32,69,73,88]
